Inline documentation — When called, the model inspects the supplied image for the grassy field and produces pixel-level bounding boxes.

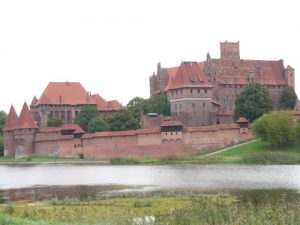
[1,192,300,225]
[214,140,300,164]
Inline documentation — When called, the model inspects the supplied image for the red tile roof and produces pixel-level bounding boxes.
[2,105,19,132]
[160,120,183,127]
[35,82,97,106]
[38,124,85,134]
[16,102,38,129]
[140,114,164,128]
[92,94,122,111]
[166,61,212,90]
[211,59,286,85]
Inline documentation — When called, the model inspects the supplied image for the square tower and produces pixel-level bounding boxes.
[220,41,240,60]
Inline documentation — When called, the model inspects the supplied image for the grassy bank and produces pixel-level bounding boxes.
[1,192,300,225]
[215,140,300,164]
[0,155,109,165]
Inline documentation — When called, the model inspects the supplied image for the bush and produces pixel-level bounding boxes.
[252,111,294,147]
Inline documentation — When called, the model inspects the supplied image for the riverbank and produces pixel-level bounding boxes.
[1,140,300,165]
[1,191,300,225]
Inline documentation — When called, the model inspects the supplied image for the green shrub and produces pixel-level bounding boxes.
[252,111,294,147]
[159,155,180,164]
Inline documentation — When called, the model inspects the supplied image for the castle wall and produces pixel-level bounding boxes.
[27,124,253,159]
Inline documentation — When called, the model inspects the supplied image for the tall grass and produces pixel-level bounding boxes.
[242,152,300,164]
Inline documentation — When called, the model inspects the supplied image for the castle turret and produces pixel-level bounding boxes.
[13,102,37,157]
[2,105,19,157]
[285,65,295,89]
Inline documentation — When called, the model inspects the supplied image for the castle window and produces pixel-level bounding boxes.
[192,103,195,107]
[205,89,207,93]
[203,103,205,107]
[190,89,193,94]
[198,89,200,94]
[181,89,183,94]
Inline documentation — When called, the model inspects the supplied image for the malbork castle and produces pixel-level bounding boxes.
[150,41,295,125]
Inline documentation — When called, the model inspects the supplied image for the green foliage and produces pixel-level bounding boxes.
[0,110,7,134]
[234,83,273,122]
[110,157,139,165]
[0,134,3,156]
[47,117,63,127]
[280,86,298,109]
[242,152,300,164]
[88,116,110,133]
[291,122,300,142]
[147,92,170,116]
[106,109,139,131]
[127,96,148,119]
[74,106,99,131]
[252,111,294,147]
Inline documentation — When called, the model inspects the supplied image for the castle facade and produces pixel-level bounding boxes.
[30,82,121,127]
[150,41,295,126]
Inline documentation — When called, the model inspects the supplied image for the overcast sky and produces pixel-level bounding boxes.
[1,0,299,114]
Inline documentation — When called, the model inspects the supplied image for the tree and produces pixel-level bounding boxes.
[88,116,110,133]
[47,117,64,127]
[0,134,3,156]
[279,87,298,110]
[147,92,170,116]
[106,109,139,131]
[252,111,294,147]
[0,111,7,134]
[74,106,99,131]
[234,83,273,122]
[127,97,148,120]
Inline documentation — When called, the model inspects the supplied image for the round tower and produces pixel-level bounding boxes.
[13,102,38,158]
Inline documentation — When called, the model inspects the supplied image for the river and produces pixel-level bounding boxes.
[1,164,300,202]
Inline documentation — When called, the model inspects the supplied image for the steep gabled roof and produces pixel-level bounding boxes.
[16,102,37,129]
[2,105,19,132]
[92,94,122,111]
[35,82,97,105]
[166,61,212,90]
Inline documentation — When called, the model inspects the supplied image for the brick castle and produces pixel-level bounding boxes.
[2,41,297,159]
[150,41,295,125]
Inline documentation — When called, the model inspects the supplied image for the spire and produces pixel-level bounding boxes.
[16,102,37,129]
[30,96,38,106]
[2,105,19,132]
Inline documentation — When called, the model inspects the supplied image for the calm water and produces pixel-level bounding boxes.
[1,164,300,202]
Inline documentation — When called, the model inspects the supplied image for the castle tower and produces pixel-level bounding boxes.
[285,65,295,89]
[220,41,240,60]
[2,105,19,157]
[13,102,37,157]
